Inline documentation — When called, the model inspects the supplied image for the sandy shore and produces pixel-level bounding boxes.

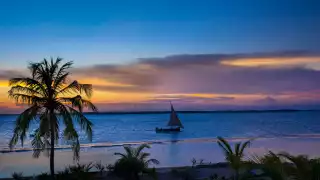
[1,136,320,178]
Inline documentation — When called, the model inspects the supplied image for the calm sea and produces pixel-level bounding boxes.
[1,111,320,151]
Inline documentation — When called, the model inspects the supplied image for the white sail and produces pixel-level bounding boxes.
[167,104,184,128]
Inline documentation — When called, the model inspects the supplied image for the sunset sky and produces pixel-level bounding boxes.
[0,0,320,113]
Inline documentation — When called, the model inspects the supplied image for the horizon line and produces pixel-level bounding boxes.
[0,109,319,116]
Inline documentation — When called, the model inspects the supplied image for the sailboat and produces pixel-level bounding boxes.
[155,103,184,132]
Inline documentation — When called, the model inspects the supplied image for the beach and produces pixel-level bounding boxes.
[1,136,320,178]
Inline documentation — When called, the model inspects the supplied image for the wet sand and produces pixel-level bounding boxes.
[1,136,320,178]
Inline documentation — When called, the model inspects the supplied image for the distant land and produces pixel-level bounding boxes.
[0,109,319,116]
[84,109,319,115]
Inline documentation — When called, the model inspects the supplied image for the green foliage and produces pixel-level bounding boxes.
[191,158,205,168]
[37,172,50,180]
[55,169,71,180]
[94,161,106,174]
[8,58,97,178]
[279,152,320,180]
[65,163,93,180]
[217,136,251,180]
[113,144,159,180]
[245,151,320,180]
[12,172,24,180]
[247,151,286,180]
[68,162,93,173]
[106,163,115,172]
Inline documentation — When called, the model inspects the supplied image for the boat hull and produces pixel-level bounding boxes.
[155,127,181,133]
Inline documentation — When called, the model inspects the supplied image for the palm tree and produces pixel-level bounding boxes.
[113,144,159,180]
[8,58,97,179]
[217,136,251,180]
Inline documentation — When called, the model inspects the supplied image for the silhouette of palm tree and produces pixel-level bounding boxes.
[114,144,159,180]
[217,136,251,180]
[8,58,97,179]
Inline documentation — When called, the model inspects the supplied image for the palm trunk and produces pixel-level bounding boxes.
[50,132,55,179]
[235,170,239,180]
[50,112,55,179]
[134,173,140,180]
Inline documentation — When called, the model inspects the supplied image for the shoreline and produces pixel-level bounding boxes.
[2,133,320,153]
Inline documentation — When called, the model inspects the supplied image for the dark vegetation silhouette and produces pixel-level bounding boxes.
[113,144,159,180]
[8,58,97,179]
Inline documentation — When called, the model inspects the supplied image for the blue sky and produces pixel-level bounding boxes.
[0,0,319,68]
[1,0,320,112]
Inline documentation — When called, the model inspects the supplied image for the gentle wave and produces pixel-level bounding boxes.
[2,133,320,153]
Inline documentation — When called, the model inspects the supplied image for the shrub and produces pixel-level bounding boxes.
[12,172,23,180]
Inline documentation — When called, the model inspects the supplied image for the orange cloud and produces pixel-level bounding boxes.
[221,57,320,69]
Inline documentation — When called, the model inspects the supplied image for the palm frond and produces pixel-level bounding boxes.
[217,136,233,154]
[278,152,311,180]
[49,57,63,77]
[81,98,98,112]
[9,105,41,149]
[53,72,69,92]
[58,81,93,98]
[71,140,80,161]
[56,102,73,126]
[9,85,43,97]
[67,106,93,141]
[235,143,240,156]
[78,83,93,98]
[114,152,128,158]
[58,80,79,95]
[54,60,72,79]
[60,96,83,112]
[9,78,47,96]
[56,102,81,161]
[31,128,45,158]
[146,158,160,165]
[240,140,251,156]
[8,93,44,105]
[135,144,151,157]
[28,62,43,79]
[249,151,281,164]
[247,152,287,180]
[53,60,73,89]
[139,152,151,161]
[123,146,134,158]
[59,95,97,112]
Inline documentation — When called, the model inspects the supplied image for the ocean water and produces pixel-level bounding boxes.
[1,111,320,151]
[1,111,320,177]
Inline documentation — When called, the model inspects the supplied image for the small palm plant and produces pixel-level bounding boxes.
[217,136,251,180]
[11,172,23,180]
[247,151,286,180]
[113,144,159,180]
[279,152,320,180]
[94,161,106,175]
[67,163,93,180]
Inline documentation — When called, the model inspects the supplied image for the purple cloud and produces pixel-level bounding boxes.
[72,51,320,95]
